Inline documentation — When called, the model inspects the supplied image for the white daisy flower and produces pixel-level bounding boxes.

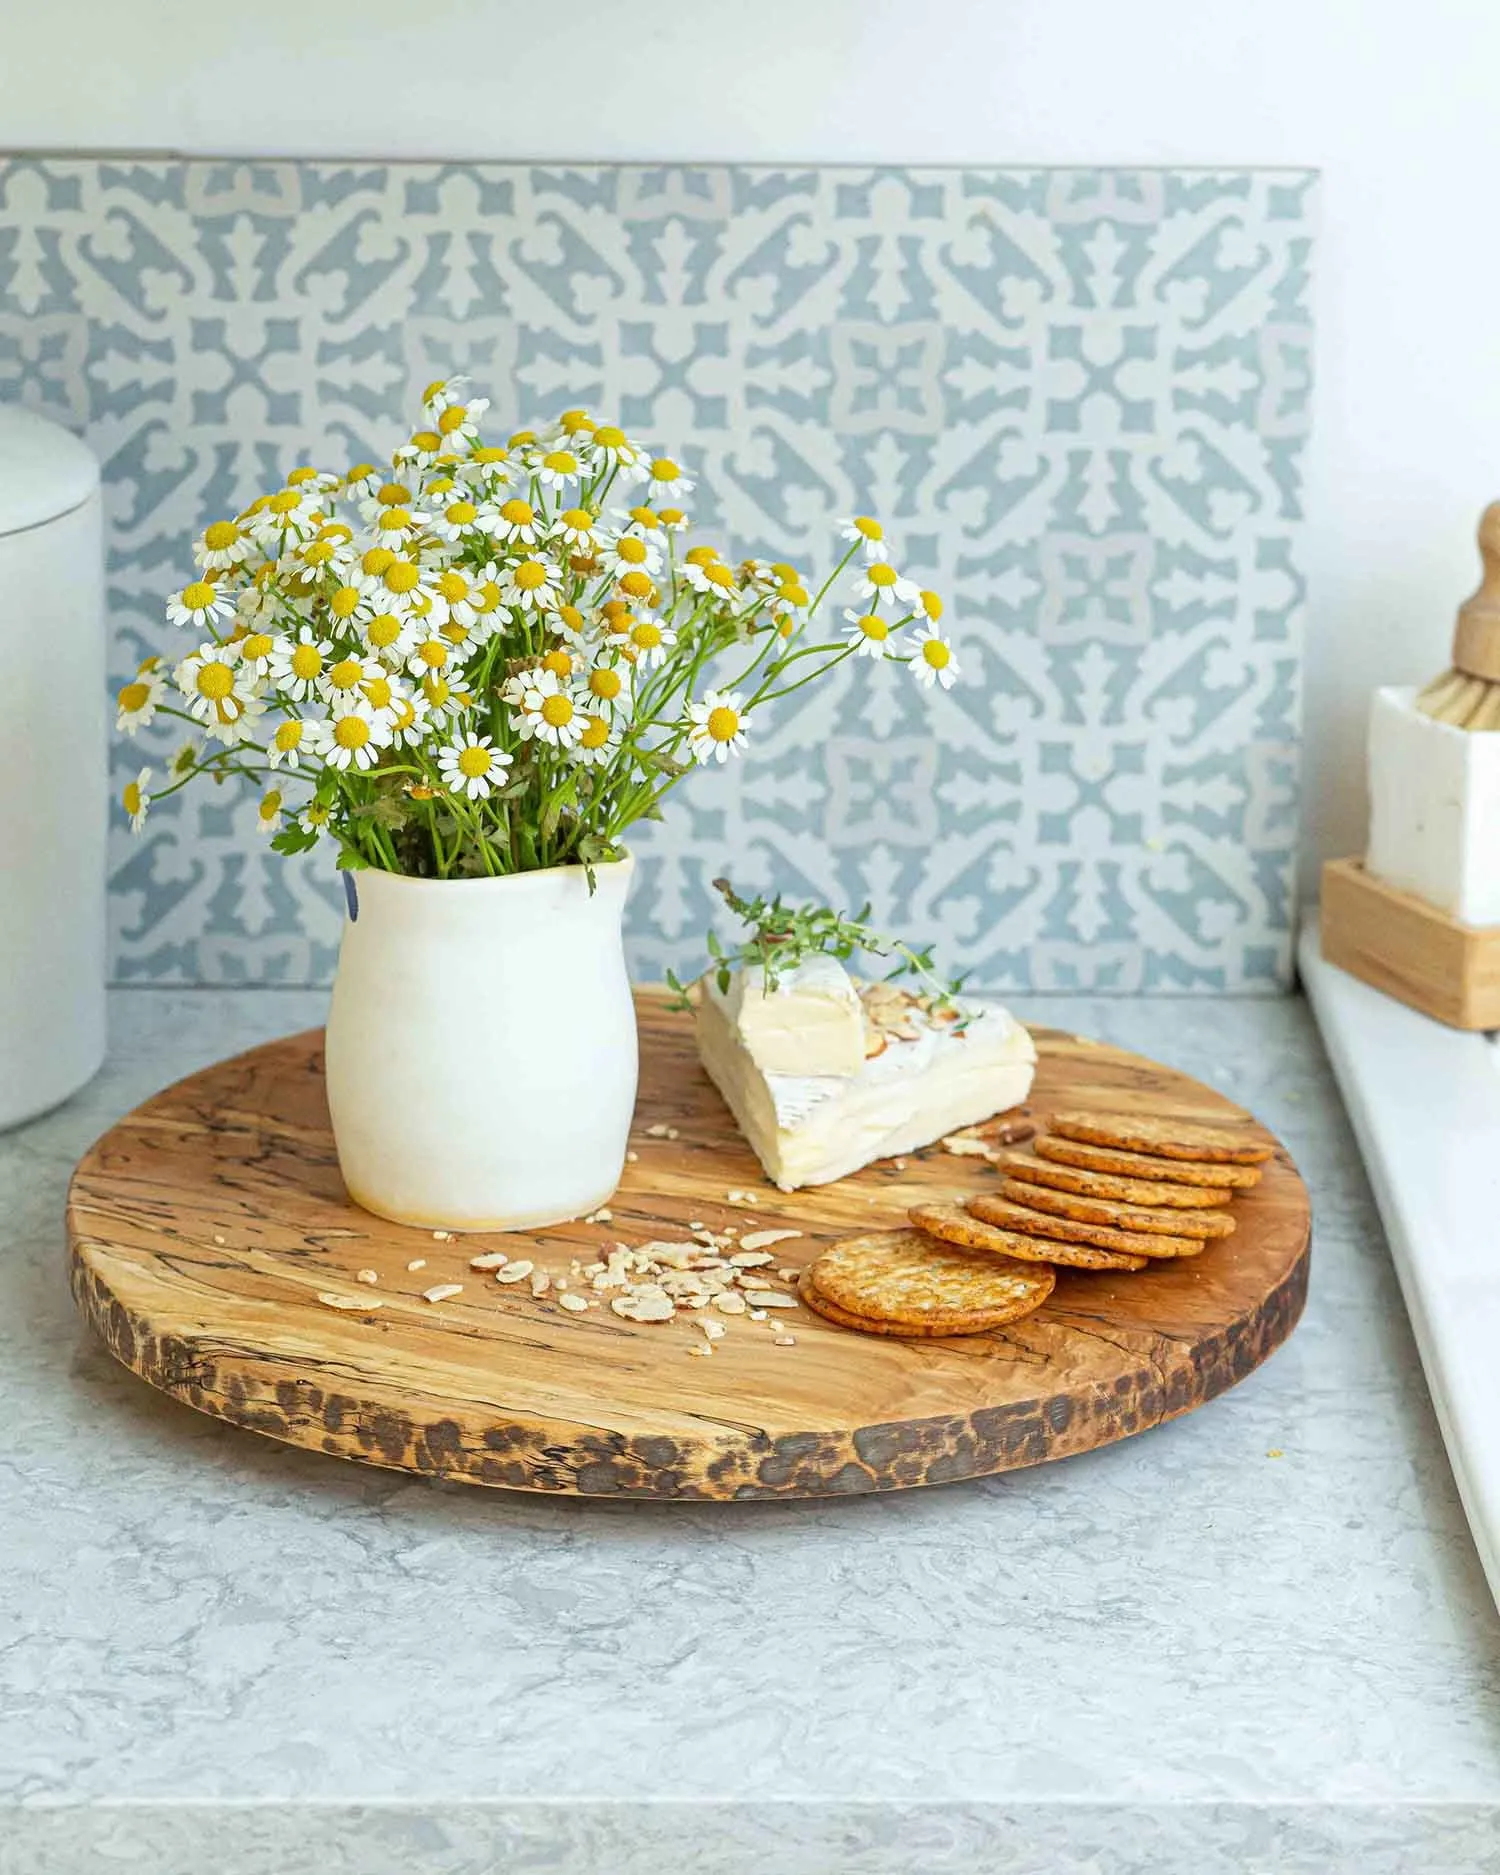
[417,673,471,726]
[602,529,662,580]
[682,557,739,601]
[431,397,488,449]
[393,426,446,469]
[420,375,477,416]
[657,507,689,533]
[485,497,541,547]
[360,556,437,620]
[500,668,542,717]
[245,485,322,545]
[583,656,632,714]
[501,557,560,613]
[438,733,513,801]
[361,609,418,666]
[122,767,152,833]
[842,608,900,660]
[268,625,332,701]
[549,506,603,552]
[169,739,199,779]
[319,652,385,707]
[838,515,887,561]
[406,632,460,684]
[916,588,943,624]
[647,456,694,500]
[304,701,392,772]
[533,446,584,490]
[428,565,484,630]
[235,578,278,627]
[686,689,750,765]
[624,615,676,672]
[193,519,252,573]
[342,462,382,499]
[166,578,236,632]
[256,788,284,835]
[233,628,279,680]
[589,425,649,481]
[175,642,257,739]
[512,669,585,749]
[116,658,167,734]
[623,504,663,536]
[428,495,489,543]
[457,445,513,488]
[358,480,416,527]
[553,603,596,650]
[385,688,432,747]
[369,504,425,548]
[298,801,334,837]
[268,717,311,770]
[855,560,921,607]
[909,624,960,691]
[570,712,618,767]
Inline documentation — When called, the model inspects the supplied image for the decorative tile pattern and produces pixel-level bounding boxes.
[0,160,1315,988]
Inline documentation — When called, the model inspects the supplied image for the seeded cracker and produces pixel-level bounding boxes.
[1034,1135,1263,1191]
[798,1271,981,1338]
[998,1150,1232,1210]
[1046,1109,1274,1166]
[967,1194,1204,1260]
[908,1202,1148,1271]
[807,1229,1053,1329]
[992,1178,1236,1240]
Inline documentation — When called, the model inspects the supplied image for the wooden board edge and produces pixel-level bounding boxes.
[1321,857,1500,1030]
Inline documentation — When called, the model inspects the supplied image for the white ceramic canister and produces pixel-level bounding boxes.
[324,857,639,1231]
[0,406,106,1130]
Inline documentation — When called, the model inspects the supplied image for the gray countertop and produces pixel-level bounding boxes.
[3,990,1499,1875]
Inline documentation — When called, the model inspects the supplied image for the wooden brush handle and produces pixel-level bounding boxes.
[1454,501,1500,683]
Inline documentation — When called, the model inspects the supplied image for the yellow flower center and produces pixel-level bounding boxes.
[685,546,719,567]
[457,744,492,778]
[334,715,372,750]
[241,631,274,661]
[920,590,942,621]
[329,585,362,619]
[274,722,303,752]
[410,430,441,452]
[557,604,584,633]
[362,547,396,576]
[118,681,150,713]
[540,693,574,728]
[290,644,323,681]
[470,445,508,465]
[438,405,469,434]
[615,535,648,565]
[593,426,626,450]
[868,563,898,587]
[123,781,143,815]
[650,457,680,482]
[659,508,685,526]
[417,640,448,669]
[856,614,888,641]
[542,648,573,677]
[922,638,951,669]
[302,539,336,565]
[267,490,302,515]
[631,621,662,650]
[203,521,240,550]
[383,561,421,594]
[853,517,882,541]
[500,498,535,526]
[475,581,501,613]
[393,700,417,732]
[703,563,734,590]
[259,790,282,821]
[195,661,235,700]
[362,675,393,709]
[327,657,363,691]
[778,581,809,606]
[438,570,470,602]
[542,450,578,475]
[560,409,594,434]
[305,804,331,826]
[286,467,320,486]
[182,580,217,611]
[560,508,594,534]
[444,500,477,528]
[377,509,414,534]
[706,706,740,742]
[377,483,411,506]
[581,715,610,749]
[513,560,548,592]
[367,613,402,649]
[422,380,447,404]
[422,675,451,706]
[589,667,622,701]
[618,570,654,600]
[441,622,471,647]
[629,506,660,530]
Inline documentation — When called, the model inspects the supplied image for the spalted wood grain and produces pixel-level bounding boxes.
[67,993,1311,1499]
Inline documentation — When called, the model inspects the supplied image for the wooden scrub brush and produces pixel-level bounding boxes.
[1416,501,1500,729]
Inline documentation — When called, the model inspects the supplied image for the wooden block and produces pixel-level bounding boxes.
[1320,857,1500,1030]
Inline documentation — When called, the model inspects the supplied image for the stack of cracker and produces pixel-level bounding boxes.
[800,1109,1271,1338]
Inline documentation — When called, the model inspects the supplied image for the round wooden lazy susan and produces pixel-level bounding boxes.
[68,993,1311,1500]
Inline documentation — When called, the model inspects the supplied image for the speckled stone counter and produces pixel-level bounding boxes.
[3,992,1499,1875]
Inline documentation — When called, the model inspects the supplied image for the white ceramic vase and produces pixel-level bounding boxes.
[324,856,638,1231]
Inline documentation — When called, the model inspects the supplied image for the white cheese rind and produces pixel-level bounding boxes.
[721,953,866,1078]
[695,975,1036,1191]
[1367,685,1500,925]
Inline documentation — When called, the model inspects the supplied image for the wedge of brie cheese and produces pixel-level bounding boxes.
[694,960,1036,1191]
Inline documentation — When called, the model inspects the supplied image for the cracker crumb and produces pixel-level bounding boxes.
[645,1121,672,1137]
[626,1149,639,1162]
[212,1234,226,1246]
[774,1334,797,1347]
[749,1309,768,1322]
[892,1158,908,1171]
[432,1230,456,1241]
[584,1207,613,1224]
[422,1283,463,1303]
[406,1258,427,1272]
[355,1269,380,1286]
[702,1320,726,1341]
[530,1270,551,1297]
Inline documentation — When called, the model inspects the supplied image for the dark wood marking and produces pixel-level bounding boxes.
[67,992,1312,1499]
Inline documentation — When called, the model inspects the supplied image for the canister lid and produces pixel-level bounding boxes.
[0,403,99,537]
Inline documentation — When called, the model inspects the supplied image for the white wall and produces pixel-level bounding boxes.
[5,0,1500,889]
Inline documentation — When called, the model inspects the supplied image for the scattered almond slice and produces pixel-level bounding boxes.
[317,1291,380,1312]
[495,1261,533,1285]
[406,1258,427,1272]
[739,1228,802,1252]
[752,1291,799,1309]
[355,1269,380,1286]
[558,1292,589,1313]
[530,1270,551,1297]
[729,1249,776,1267]
[468,1251,508,1271]
[422,1283,463,1304]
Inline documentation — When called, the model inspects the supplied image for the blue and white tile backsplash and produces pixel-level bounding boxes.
[0,160,1315,990]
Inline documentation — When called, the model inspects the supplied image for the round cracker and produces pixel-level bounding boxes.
[993,1178,1235,1241]
[809,1229,1054,1327]
[1034,1135,1262,1190]
[1047,1109,1273,1166]
[999,1150,1230,1210]
[909,1203,1148,1272]
[797,1272,998,1338]
[967,1194,1204,1260]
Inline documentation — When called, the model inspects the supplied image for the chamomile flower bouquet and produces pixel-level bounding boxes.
[122,381,960,1232]
[121,381,958,880]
